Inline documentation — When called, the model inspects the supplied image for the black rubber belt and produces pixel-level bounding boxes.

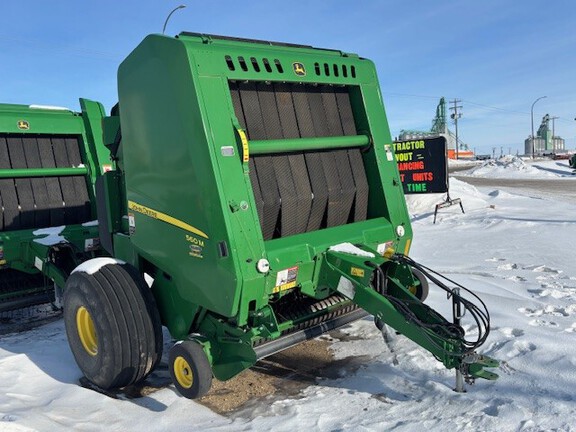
[335,88,369,222]
[0,136,20,230]
[291,84,329,232]
[228,81,368,237]
[7,137,35,229]
[347,150,369,222]
[65,137,91,223]
[257,82,300,237]
[308,87,344,229]
[51,137,81,225]
[239,83,281,240]
[230,83,266,227]
[273,83,312,235]
[254,156,280,239]
[229,82,246,129]
[0,184,3,231]
[22,137,51,227]
[320,88,356,225]
[271,155,299,237]
[333,150,357,224]
[37,137,66,227]
[0,134,92,230]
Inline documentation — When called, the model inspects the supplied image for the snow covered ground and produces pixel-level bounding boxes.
[2,159,576,431]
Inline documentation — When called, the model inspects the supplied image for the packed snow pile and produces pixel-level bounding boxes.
[405,178,487,217]
[460,155,558,178]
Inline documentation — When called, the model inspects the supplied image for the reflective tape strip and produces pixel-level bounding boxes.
[238,129,249,162]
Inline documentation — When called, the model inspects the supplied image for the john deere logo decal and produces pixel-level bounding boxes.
[17,120,30,130]
[292,62,306,76]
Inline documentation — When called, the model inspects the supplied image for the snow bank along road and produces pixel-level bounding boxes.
[453,159,576,203]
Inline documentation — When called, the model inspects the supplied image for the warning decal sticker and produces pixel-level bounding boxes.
[273,266,298,293]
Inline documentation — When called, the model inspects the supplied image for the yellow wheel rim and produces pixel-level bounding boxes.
[76,306,98,356]
[174,355,194,389]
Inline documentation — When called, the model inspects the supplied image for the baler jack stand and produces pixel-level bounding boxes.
[452,287,466,392]
[322,247,499,388]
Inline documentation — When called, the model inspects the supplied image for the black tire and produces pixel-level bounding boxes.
[63,261,163,389]
[411,267,429,302]
[168,340,213,399]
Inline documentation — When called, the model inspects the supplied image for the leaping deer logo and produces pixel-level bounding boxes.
[292,62,306,76]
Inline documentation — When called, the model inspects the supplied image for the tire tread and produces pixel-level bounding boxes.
[63,263,162,389]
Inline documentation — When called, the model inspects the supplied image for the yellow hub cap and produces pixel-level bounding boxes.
[174,356,194,389]
[76,306,98,356]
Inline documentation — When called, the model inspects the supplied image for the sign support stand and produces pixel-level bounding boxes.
[433,193,464,224]
[433,145,464,223]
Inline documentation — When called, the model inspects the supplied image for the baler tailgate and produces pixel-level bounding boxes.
[229,81,369,240]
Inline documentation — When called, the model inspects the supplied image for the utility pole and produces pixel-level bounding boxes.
[450,99,463,160]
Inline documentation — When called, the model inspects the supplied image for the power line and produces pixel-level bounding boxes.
[384,91,576,125]
[383,92,528,115]
[461,99,528,116]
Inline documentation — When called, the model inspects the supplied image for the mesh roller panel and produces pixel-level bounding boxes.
[335,88,369,222]
[238,82,281,239]
[320,89,356,225]
[36,137,66,226]
[308,87,347,228]
[290,85,329,232]
[22,138,50,227]
[51,138,80,225]
[229,81,369,239]
[65,137,91,222]
[273,83,313,235]
[7,137,35,229]
[0,134,92,231]
[0,136,20,230]
[230,83,266,226]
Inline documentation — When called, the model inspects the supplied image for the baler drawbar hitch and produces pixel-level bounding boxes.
[322,247,499,392]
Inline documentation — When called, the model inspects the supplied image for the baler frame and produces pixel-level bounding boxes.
[1,32,498,400]
[81,32,497,398]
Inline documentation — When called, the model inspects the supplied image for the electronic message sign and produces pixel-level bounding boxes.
[394,136,448,194]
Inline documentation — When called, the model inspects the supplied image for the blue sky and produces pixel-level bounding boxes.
[1,1,575,154]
